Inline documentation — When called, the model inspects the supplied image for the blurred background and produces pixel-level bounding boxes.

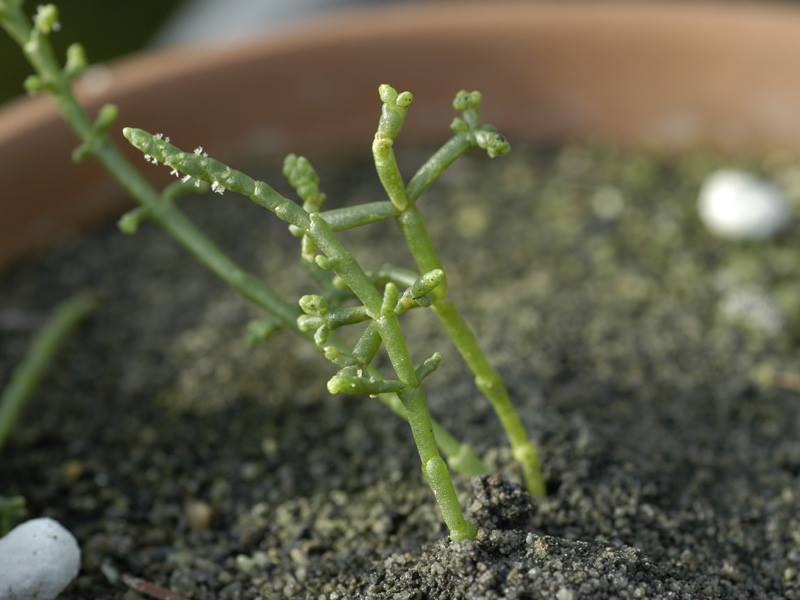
[7,0,800,107]
[0,0,401,105]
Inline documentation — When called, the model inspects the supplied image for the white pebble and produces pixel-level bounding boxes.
[699,169,791,239]
[0,518,81,599]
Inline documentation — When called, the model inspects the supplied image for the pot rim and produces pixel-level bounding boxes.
[3,0,800,268]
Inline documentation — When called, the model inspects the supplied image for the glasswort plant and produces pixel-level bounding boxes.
[1,1,545,541]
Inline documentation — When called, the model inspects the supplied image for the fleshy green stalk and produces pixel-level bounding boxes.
[0,3,485,479]
[373,85,545,497]
[0,292,96,451]
[123,128,477,541]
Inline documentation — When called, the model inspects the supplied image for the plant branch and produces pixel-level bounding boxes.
[373,84,544,496]
[320,201,398,231]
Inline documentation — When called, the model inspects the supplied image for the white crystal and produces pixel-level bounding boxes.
[0,518,81,599]
[211,181,225,195]
[699,169,791,239]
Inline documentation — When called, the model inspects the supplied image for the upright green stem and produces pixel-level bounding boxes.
[373,84,413,212]
[376,388,484,477]
[0,4,485,479]
[406,133,473,202]
[431,298,545,496]
[123,129,477,540]
[395,203,541,495]
[373,85,545,496]
[0,292,96,451]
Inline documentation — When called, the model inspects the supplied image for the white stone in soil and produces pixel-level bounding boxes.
[0,518,81,600]
[698,169,791,239]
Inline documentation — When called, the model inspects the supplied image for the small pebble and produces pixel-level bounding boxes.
[62,459,85,481]
[185,499,214,530]
[261,436,279,457]
[591,185,625,220]
[556,586,575,600]
[236,554,255,574]
[0,518,81,599]
[699,169,791,239]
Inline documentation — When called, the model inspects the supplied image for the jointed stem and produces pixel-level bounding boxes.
[321,201,398,231]
[395,204,544,496]
[0,3,485,480]
[373,85,546,497]
[401,386,475,540]
[432,299,545,495]
[406,133,474,202]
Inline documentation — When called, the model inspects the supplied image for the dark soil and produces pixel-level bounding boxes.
[3,142,800,599]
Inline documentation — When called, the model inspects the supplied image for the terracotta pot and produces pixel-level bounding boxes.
[3,1,800,269]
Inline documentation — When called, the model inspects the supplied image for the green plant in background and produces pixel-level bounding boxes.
[1,1,545,540]
[0,292,96,452]
[0,292,96,533]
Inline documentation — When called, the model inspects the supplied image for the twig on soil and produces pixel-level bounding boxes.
[773,372,800,392]
[752,365,800,393]
[121,574,192,600]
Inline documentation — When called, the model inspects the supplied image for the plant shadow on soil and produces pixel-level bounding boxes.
[3,143,800,599]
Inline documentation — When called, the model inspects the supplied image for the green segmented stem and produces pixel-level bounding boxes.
[433,297,544,496]
[0,292,96,451]
[352,324,382,366]
[283,153,326,262]
[123,127,478,541]
[0,3,485,480]
[373,84,413,211]
[373,84,545,497]
[321,201,398,231]
[406,132,474,201]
